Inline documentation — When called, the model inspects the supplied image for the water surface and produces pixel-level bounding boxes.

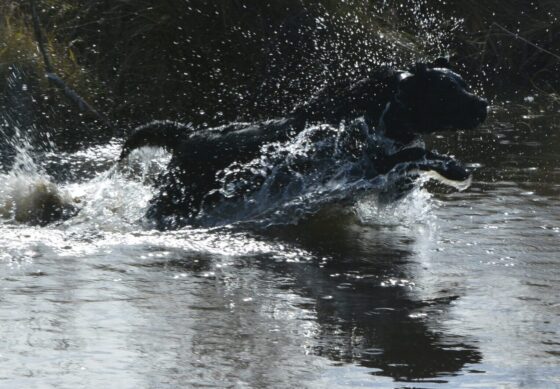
[0,98,559,388]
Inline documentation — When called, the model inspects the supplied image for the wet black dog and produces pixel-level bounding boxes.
[120,59,488,228]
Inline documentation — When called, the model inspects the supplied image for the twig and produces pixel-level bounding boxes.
[29,0,112,127]
[491,22,560,62]
[30,0,54,73]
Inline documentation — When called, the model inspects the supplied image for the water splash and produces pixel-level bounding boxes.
[1,111,459,234]
[188,119,448,228]
[0,110,74,225]
[58,147,171,233]
[0,118,165,230]
[355,187,435,227]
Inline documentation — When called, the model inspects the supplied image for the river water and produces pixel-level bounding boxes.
[0,96,558,388]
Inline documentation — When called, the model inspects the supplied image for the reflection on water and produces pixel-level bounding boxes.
[0,99,559,388]
[264,216,483,382]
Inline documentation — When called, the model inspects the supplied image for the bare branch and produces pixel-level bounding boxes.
[29,0,112,127]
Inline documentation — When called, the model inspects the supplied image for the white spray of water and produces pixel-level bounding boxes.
[0,116,458,233]
[0,120,74,225]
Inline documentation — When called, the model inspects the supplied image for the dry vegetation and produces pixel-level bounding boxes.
[1,0,558,130]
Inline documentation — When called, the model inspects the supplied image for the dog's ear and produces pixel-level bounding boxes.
[431,57,451,69]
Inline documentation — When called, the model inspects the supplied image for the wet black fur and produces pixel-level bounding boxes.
[120,58,488,228]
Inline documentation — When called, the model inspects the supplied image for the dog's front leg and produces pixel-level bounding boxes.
[380,147,471,183]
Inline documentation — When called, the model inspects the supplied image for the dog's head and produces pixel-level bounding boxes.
[393,58,488,135]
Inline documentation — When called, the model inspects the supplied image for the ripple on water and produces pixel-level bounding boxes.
[1,100,559,388]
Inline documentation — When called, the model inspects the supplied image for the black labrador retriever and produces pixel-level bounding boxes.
[120,59,488,228]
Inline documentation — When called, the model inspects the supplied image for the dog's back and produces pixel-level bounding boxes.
[290,67,401,127]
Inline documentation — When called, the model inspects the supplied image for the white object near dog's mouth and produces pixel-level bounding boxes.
[423,169,472,191]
